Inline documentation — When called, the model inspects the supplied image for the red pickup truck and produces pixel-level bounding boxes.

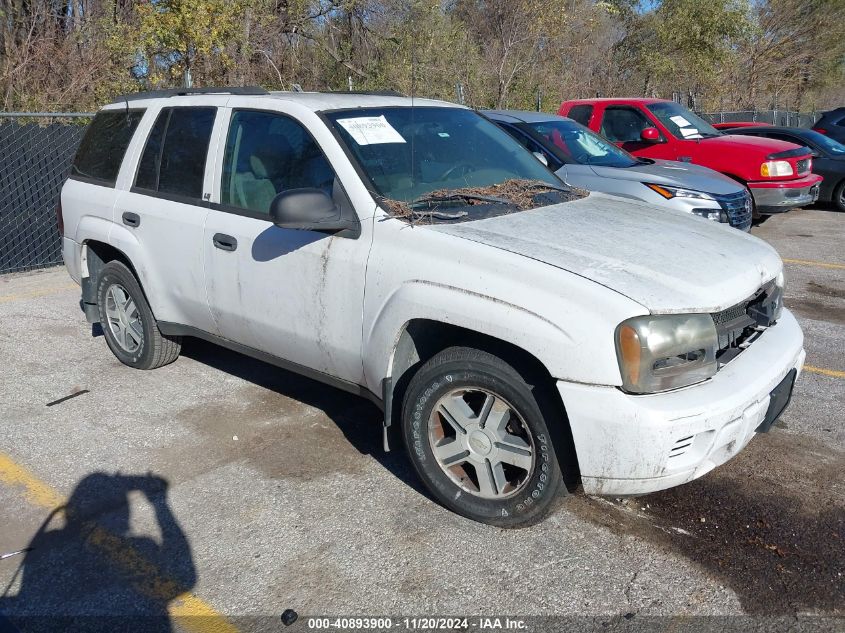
[559,98,822,216]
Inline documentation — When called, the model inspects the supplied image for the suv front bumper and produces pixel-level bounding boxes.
[557,309,805,496]
[749,174,822,213]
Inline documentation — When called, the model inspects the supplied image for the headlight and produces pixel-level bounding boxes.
[691,208,729,223]
[760,160,793,177]
[616,314,718,393]
[644,183,715,200]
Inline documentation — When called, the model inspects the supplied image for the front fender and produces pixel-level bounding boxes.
[364,279,575,394]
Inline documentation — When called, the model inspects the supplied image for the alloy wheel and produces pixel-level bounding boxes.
[105,283,143,353]
[428,388,535,499]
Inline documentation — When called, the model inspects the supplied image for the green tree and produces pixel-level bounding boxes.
[136,0,250,86]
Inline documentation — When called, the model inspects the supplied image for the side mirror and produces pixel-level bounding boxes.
[269,188,354,233]
[640,127,661,143]
[532,151,549,167]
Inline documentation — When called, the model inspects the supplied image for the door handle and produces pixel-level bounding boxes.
[122,212,140,228]
[213,233,238,252]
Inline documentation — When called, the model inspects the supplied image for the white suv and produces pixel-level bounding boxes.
[60,88,805,527]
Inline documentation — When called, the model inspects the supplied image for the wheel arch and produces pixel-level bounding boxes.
[385,318,580,487]
[83,240,140,283]
[80,239,156,321]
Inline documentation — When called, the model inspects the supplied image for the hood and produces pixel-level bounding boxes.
[703,133,808,157]
[588,159,743,196]
[431,193,782,313]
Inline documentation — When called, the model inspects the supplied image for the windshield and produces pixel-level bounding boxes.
[325,107,560,202]
[524,119,639,168]
[807,130,845,155]
[647,102,721,140]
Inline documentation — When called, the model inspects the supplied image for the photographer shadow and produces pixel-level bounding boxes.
[0,472,195,633]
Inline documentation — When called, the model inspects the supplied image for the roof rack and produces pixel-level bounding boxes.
[112,86,269,103]
[324,90,406,97]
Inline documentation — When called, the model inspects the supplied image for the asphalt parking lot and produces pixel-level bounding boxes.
[0,206,843,632]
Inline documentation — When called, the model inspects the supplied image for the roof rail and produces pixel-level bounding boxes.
[112,86,269,103]
[324,90,406,97]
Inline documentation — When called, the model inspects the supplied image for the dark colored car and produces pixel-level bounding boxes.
[812,107,845,145]
[727,126,845,211]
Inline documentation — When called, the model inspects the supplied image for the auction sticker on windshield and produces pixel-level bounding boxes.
[336,116,407,145]
[679,127,702,139]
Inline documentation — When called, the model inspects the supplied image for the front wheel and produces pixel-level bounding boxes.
[401,347,564,527]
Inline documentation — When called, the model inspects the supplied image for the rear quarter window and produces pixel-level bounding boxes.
[71,110,145,186]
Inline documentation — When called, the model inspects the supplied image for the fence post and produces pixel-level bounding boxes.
[455,83,464,105]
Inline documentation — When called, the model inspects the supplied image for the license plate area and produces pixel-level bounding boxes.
[756,368,797,433]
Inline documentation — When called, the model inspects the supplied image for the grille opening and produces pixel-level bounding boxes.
[714,190,753,231]
[711,283,778,366]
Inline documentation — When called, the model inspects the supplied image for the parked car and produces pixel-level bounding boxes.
[560,98,823,217]
[812,107,845,145]
[712,122,770,130]
[61,88,805,527]
[723,126,845,211]
[486,110,753,230]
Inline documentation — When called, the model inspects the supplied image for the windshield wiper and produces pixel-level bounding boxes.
[409,191,510,208]
[407,208,469,220]
[409,181,568,208]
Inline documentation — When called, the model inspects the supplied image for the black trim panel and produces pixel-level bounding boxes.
[157,322,383,409]
[128,186,210,207]
[766,146,811,160]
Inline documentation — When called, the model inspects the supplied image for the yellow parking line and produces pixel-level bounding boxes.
[804,365,845,379]
[782,258,845,270]
[0,452,239,633]
[0,454,65,508]
[0,283,77,303]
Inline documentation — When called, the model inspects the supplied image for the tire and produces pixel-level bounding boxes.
[401,346,565,527]
[96,260,181,369]
[833,181,845,212]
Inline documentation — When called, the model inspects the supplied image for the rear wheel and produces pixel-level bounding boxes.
[96,261,181,369]
[401,347,564,527]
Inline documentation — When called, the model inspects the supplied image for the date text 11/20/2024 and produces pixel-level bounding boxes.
[306,618,528,630]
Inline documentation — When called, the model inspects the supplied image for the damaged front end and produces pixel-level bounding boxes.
[711,277,784,366]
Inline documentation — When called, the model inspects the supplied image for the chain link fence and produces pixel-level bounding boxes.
[0,113,92,274]
[701,110,821,128]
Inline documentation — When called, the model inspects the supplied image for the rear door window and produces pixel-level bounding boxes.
[567,105,593,126]
[134,107,216,200]
[71,110,145,186]
[600,107,653,143]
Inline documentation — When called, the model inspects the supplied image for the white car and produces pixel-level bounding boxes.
[60,88,804,527]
